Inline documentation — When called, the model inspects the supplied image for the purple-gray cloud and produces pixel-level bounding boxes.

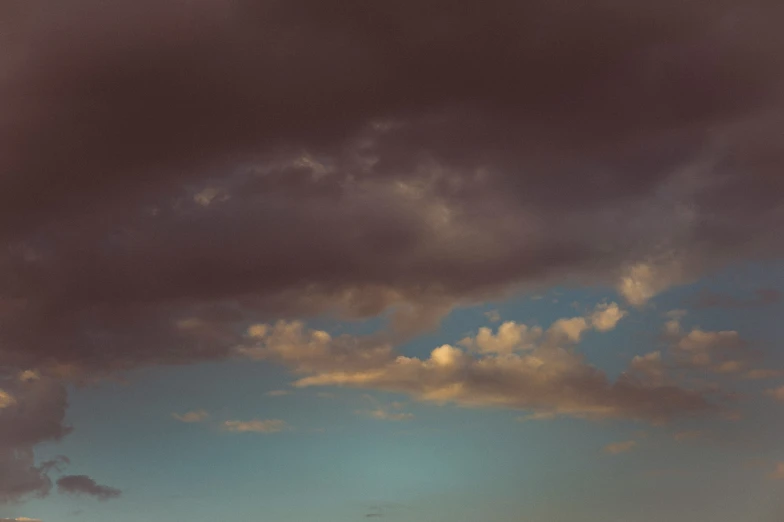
[0,0,783,374]
[56,475,121,501]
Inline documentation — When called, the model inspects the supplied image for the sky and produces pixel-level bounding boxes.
[1,1,784,521]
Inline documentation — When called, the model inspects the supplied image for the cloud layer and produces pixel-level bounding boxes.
[1,0,783,378]
[239,305,714,423]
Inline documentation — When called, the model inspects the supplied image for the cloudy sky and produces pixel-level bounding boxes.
[1,1,784,521]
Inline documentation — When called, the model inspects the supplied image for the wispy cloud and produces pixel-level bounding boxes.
[603,440,637,455]
[172,410,209,423]
[484,310,501,323]
[265,390,291,397]
[222,419,290,433]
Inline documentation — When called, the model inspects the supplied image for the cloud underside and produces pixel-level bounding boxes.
[0,0,783,376]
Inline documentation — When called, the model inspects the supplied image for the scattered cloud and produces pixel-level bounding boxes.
[484,310,501,323]
[222,420,289,433]
[459,321,543,355]
[618,261,684,307]
[603,440,637,455]
[56,475,121,501]
[358,397,414,421]
[590,302,628,332]
[241,312,710,424]
[172,410,209,423]
[363,408,414,422]
[265,390,291,397]
[665,318,749,375]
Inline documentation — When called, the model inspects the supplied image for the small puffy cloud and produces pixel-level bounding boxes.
[603,440,637,455]
[236,321,394,375]
[460,322,542,354]
[222,419,289,433]
[265,390,291,397]
[769,462,784,480]
[765,386,784,402]
[484,310,501,323]
[172,410,209,423]
[56,475,121,501]
[618,261,683,307]
[590,302,627,332]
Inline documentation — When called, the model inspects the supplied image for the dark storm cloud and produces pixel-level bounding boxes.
[56,475,121,501]
[1,0,783,373]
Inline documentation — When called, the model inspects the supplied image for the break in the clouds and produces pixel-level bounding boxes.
[55,475,121,501]
[1,0,784,514]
